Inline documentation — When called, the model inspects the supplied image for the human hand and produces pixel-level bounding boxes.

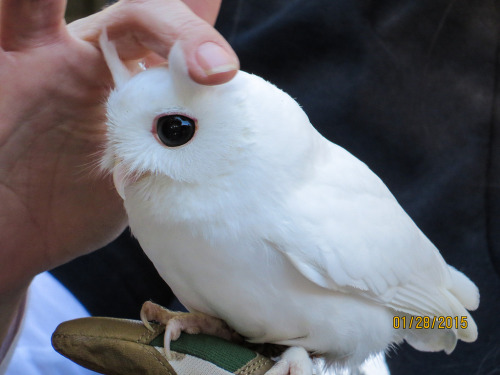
[0,0,238,297]
[69,0,239,83]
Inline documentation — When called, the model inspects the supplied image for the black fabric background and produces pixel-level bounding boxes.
[52,1,500,373]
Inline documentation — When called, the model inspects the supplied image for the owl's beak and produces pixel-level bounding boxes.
[112,161,127,200]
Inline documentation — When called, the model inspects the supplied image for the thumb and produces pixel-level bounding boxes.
[0,0,66,51]
[71,0,239,85]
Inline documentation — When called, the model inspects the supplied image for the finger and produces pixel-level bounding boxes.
[0,0,66,51]
[182,0,222,25]
[70,0,238,85]
[110,0,238,85]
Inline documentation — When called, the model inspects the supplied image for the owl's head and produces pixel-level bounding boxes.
[99,30,312,201]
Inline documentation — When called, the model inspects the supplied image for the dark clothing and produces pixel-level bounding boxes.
[52,1,500,373]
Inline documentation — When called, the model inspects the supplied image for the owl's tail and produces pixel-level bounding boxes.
[403,266,479,354]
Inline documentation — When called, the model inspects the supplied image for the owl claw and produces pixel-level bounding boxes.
[139,301,241,359]
[164,325,174,360]
[140,304,155,332]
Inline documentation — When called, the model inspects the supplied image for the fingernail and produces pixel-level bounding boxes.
[196,42,238,75]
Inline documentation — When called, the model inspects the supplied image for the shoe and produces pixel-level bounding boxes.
[52,316,275,375]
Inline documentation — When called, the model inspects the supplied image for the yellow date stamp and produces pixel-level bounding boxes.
[393,316,468,329]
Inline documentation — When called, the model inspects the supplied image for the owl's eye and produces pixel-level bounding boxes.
[156,114,196,147]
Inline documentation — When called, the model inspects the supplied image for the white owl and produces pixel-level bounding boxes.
[99,31,478,374]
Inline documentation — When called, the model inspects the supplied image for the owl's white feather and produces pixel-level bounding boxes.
[99,31,479,369]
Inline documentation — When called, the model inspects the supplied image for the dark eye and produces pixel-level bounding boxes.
[156,114,196,147]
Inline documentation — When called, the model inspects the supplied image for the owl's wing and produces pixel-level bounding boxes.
[269,141,478,341]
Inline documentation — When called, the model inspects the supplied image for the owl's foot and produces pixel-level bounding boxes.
[140,301,241,359]
[265,347,313,375]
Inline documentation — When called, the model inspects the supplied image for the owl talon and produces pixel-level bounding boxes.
[164,327,173,360]
[139,301,241,359]
[140,305,155,332]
